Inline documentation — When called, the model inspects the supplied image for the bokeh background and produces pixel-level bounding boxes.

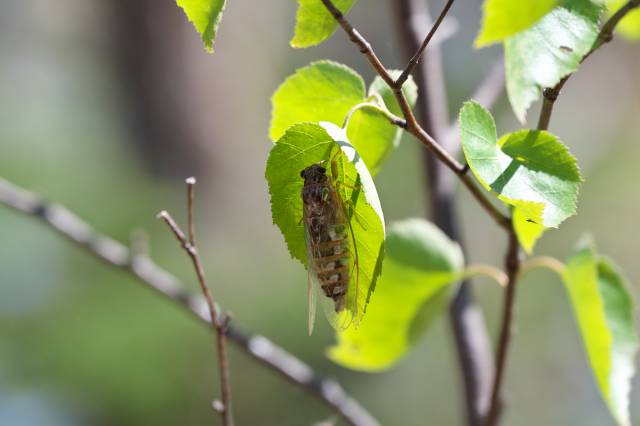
[1,1,639,425]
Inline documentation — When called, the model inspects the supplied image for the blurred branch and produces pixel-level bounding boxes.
[157,177,234,425]
[537,0,640,130]
[485,231,521,426]
[0,177,379,426]
[320,0,511,231]
[391,1,495,425]
[395,0,456,88]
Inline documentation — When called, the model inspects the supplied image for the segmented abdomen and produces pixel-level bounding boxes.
[302,182,350,312]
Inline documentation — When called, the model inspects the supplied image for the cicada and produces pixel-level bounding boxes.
[300,160,360,335]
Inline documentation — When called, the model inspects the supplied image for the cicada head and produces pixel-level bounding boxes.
[300,164,328,184]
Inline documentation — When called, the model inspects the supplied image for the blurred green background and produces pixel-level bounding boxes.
[1,1,639,425]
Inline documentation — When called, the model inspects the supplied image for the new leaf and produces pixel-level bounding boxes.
[270,61,416,175]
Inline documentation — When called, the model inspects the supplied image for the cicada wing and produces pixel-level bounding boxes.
[303,209,319,335]
[307,268,316,336]
[305,222,354,332]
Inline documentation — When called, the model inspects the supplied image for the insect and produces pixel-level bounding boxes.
[300,158,360,335]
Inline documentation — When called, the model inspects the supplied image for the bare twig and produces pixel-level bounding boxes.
[157,177,233,425]
[392,1,495,424]
[320,0,510,230]
[485,231,521,426]
[0,177,379,426]
[395,0,456,87]
[537,0,640,130]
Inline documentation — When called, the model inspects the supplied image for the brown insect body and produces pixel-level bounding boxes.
[301,164,350,314]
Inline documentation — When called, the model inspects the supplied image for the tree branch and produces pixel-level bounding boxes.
[395,0,456,87]
[157,177,233,425]
[0,177,379,426]
[537,0,640,130]
[485,231,521,426]
[320,0,510,230]
[392,1,495,425]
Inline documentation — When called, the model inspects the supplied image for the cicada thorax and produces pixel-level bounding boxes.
[301,164,351,313]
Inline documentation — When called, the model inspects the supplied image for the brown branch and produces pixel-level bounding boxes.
[0,177,379,426]
[537,0,640,130]
[485,231,521,426]
[392,1,495,425]
[320,0,510,230]
[395,0,456,87]
[157,177,233,425]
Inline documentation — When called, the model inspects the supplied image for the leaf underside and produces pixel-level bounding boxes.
[175,0,227,52]
[562,239,638,426]
[328,219,463,371]
[291,0,357,48]
[504,0,601,122]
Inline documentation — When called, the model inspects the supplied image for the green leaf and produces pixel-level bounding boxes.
[270,61,365,142]
[562,239,638,426]
[175,0,227,52]
[609,0,640,39]
[327,219,463,371]
[505,0,602,122]
[270,62,416,175]
[475,0,560,47]
[291,0,356,48]
[346,71,418,175]
[459,101,582,252]
[265,121,385,325]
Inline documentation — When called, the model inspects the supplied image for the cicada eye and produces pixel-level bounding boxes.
[300,169,306,179]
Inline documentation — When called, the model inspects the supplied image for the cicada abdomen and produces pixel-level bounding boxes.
[300,163,357,334]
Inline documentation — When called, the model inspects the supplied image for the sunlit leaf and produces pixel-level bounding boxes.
[175,0,227,52]
[504,0,602,122]
[270,61,415,175]
[291,0,357,48]
[475,0,560,47]
[346,71,417,174]
[459,101,582,252]
[327,219,463,371]
[265,122,384,326]
[562,239,638,426]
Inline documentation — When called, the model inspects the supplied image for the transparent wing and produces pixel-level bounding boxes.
[315,187,359,331]
[303,210,318,335]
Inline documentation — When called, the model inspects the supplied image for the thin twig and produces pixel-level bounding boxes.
[157,178,233,425]
[391,1,495,425]
[395,0,456,87]
[519,256,566,279]
[320,0,510,230]
[537,0,640,130]
[342,100,407,129]
[485,231,521,426]
[0,177,378,426]
[463,264,508,288]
